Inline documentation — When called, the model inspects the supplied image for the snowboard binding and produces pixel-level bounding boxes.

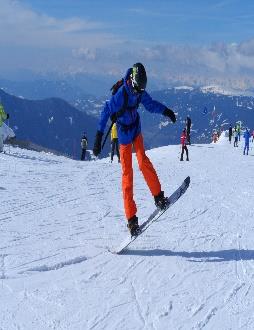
[154,191,169,210]
[127,215,141,237]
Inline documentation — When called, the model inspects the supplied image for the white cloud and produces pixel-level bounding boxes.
[0,0,117,48]
[238,39,254,56]
[72,48,97,61]
[1,0,254,90]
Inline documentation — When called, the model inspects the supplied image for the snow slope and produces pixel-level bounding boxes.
[1,136,254,330]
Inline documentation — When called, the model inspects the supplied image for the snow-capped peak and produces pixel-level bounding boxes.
[200,85,254,97]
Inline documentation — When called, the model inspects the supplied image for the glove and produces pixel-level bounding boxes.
[163,108,176,123]
[6,113,9,119]
[93,131,103,156]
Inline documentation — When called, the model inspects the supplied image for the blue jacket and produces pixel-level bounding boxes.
[243,130,250,144]
[98,68,167,145]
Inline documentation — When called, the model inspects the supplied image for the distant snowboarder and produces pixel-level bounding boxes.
[0,103,9,153]
[93,63,176,236]
[237,124,241,142]
[243,128,250,155]
[180,128,189,161]
[80,132,88,161]
[212,130,218,143]
[185,115,191,145]
[233,126,238,147]
[228,124,233,144]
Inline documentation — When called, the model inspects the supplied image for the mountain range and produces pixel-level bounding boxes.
[1,83,254,159]
[0,88,98,159]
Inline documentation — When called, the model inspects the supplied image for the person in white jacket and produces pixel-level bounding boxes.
[0,103,9,152]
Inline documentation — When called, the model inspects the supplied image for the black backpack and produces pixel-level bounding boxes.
[109,78,141,122]
[110,79,124,95]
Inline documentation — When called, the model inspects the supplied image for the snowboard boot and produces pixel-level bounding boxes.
[180,157,183,161]
[127,215,140,237]
[154,191,168,210]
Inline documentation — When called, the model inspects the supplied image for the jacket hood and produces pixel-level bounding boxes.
[124,68,132,82]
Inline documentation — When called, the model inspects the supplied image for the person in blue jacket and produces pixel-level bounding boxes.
[93,63,176,236]
[243,128,251,155]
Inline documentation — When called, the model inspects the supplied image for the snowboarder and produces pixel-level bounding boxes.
[185,115,191,145]
[93,63,176,236]
[237,124,241,142]
[110,123,120,163]
[0,103,9,153]
[212,130,218,143]
[80,132,88,161]
[180,128,189,161]
[233,126,238,147]
[228,124,233,144]
[243,128,251,155]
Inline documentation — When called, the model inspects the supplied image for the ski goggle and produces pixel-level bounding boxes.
[130,74,145,94]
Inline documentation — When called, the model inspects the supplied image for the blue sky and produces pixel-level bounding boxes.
[1,0,254,88]
[21,0,254,44]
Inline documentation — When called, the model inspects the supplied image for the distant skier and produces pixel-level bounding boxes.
[93,63,176,236]
[80,132,88,161]
[110,123,120,163]
[0,102,9,153]
[228,124,233,144]
[233,126,238,147]
[185,115,191,145]
[180,128,189,161]
[252,130,254,143]
[243,128,251,155]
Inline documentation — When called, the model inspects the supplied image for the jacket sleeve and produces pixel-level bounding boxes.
[97,89,125,133]
[97,101,110,133]
[140,91,166,114]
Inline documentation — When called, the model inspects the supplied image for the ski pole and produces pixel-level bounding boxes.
[101,121,114,150]
[8,118,10,154]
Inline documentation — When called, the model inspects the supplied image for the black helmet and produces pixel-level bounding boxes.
[131,63,147,92]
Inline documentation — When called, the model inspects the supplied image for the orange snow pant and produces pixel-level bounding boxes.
[119,133,161,220]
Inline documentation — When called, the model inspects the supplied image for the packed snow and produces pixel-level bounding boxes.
[1,134,254,329]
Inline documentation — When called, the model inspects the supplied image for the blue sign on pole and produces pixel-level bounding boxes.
[203,106,208,115]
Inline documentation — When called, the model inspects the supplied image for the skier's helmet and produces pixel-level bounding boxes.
[131,63,147,93]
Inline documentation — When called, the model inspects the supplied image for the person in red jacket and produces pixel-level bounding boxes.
[180,128,189,161]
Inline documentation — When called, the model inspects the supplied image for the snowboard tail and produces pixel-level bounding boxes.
[111,176,190,254]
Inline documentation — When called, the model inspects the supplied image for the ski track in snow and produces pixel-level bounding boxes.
[1,137,254,329]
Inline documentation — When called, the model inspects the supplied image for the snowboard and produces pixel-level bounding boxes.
[111,176,190,254]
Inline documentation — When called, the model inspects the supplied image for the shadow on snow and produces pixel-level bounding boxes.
[121,248,254,262]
